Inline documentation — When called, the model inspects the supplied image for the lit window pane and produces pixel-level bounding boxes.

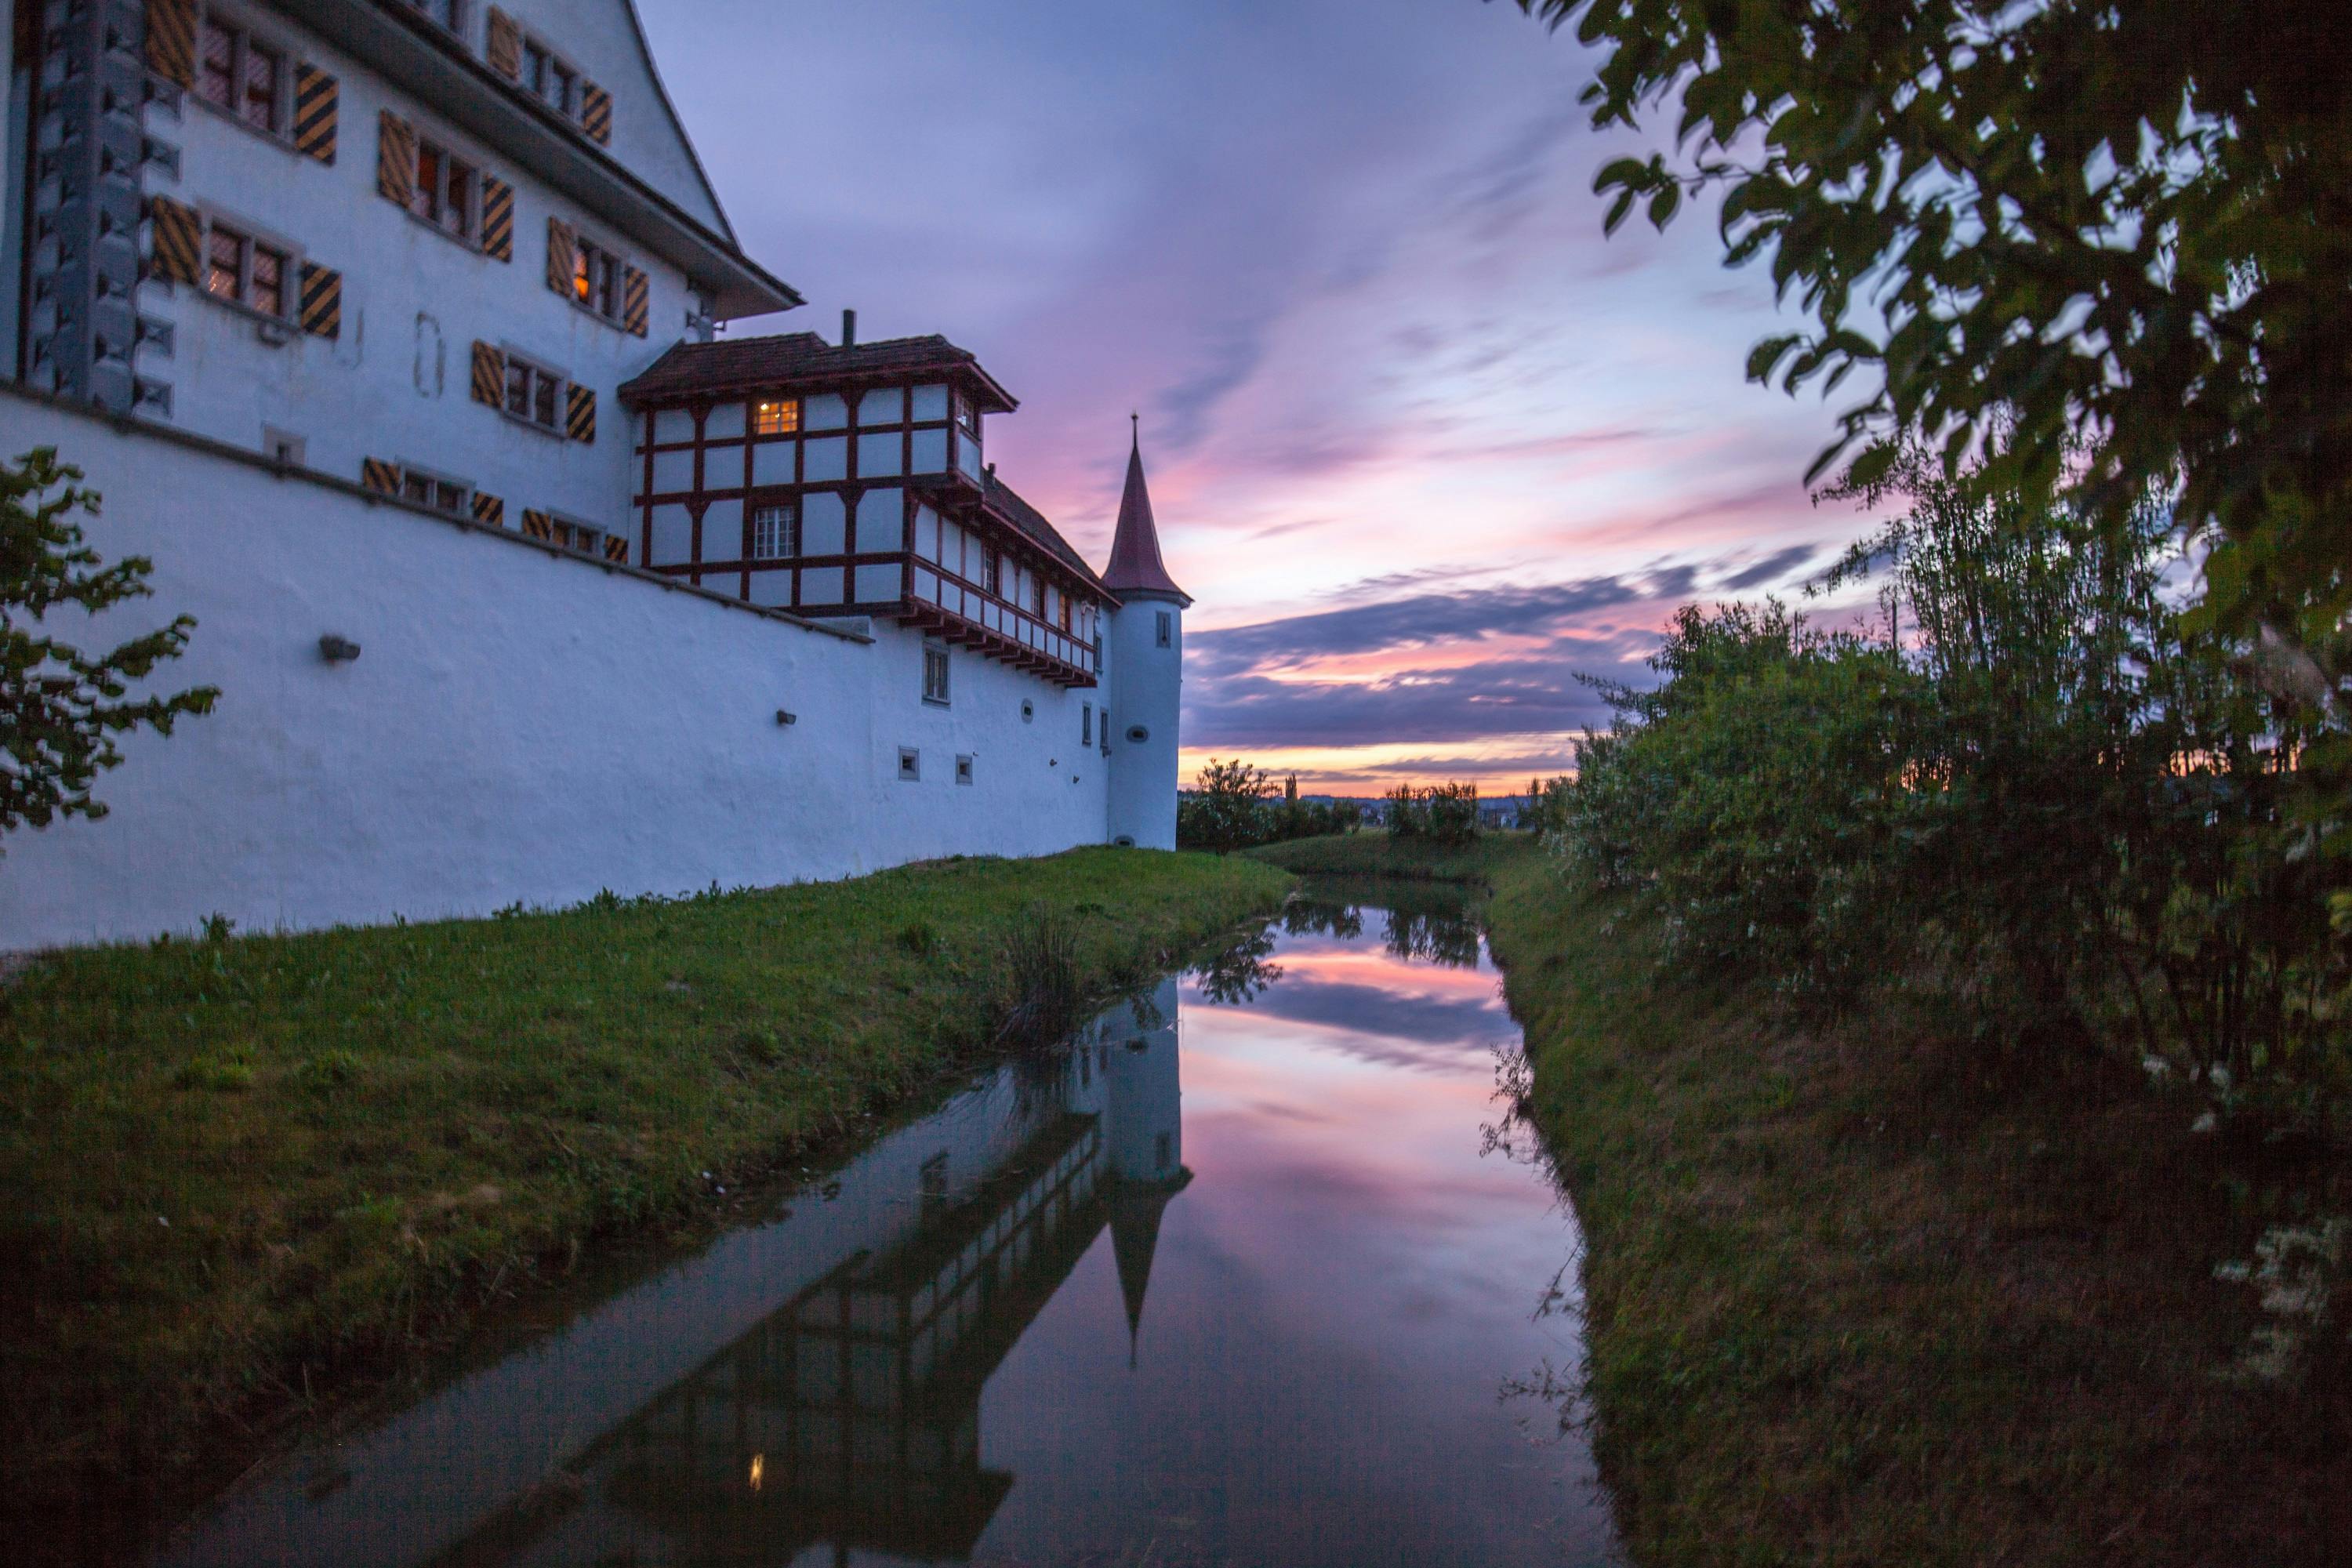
[205,227,245,301]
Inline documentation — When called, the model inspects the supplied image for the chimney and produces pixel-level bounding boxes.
[841,309,857,348]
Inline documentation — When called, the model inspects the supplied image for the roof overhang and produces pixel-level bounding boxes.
[267,0,800,319]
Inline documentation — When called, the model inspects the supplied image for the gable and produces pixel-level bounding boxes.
[481,1,733,240]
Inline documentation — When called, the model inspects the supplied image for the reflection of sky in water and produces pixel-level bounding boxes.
[140,898,1617,1568]
[970,909,1619,1568]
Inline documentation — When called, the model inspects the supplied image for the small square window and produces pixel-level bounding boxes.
[752,504,798,560]
[955,754,975,786]
[898,746,921,782]
[753,397,800,436]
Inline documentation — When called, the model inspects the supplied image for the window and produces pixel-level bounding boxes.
[549,517,605,556]
[1156,610,1173,648]
[198,16,284,136]
[957,393,981,437]
[1059,593,1073,633]
[982,548,1002,597]
[956,754,975,786]
[898,746,921,782]
[202,223,291,318]
[263,428,305,466]
[572,237,622,321]
[409,136,477,241]
[1082,704,1093,746]
[502,351,565,433]
[522,36,583,122]
[399,466,470,514]
[922,643,950,706]
[1032,576,1047,617]
[751,504,798,560]
[753,397,800,436]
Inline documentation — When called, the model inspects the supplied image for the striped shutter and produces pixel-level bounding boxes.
[521,509,554,541]
[377,111,417,206]
[470,341,506,406]
[580,82,613,146]
[485,8,522,80]
[145,0,197,90]
[361,458,401,495]
[297,263,342,338]
[602,533,630,564]
[146,195,201,285]
[480,176,514,262]
[545,216,576,297]
[471,492,506,528]
[565,385,597,444]
[621,266,648,337]
[292,66,338,164]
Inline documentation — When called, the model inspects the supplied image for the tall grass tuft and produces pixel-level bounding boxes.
[988,907,1086,1048]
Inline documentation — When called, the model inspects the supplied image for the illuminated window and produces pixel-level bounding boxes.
[201,223,290,318]
[409,136,477,240]
[753,397,800,436]
[572,238,622,321]
[751,504,798,559]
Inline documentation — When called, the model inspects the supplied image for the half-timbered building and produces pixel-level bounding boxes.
[0,0,1189,948]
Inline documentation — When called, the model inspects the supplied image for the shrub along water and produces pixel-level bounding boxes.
[1558,453,2349,1114]
[1177,757,1362,851]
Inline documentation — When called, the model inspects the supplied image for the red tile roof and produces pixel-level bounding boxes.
[1101,433,1189,605]
[617,332,1017,411]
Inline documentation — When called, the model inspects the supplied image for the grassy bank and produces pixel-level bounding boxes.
[1493,855,2350,1565]
[1258,832,2348,1563]
[0,848,1289,1514]
[1244,829,1527,884]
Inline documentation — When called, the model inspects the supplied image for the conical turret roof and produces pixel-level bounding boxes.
[1102,421,1192,607]
[1108,1167,1192,1367]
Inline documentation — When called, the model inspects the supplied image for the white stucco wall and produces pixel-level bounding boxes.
[145,2,692,529]
[0,394,1111,949]
[1105,597,1183,851]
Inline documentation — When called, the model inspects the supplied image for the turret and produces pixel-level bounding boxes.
[1102,421,1191,850]
[1103,979,1189,1366]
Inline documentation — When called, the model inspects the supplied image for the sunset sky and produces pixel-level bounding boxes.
[640,0,1884,793]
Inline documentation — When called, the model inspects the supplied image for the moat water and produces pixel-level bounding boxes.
[141,882,1621,1567]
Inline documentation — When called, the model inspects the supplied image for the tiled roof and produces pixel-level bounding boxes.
[617,332,1017,410]
[985,472,1111,597]
[1101,436,1189,604]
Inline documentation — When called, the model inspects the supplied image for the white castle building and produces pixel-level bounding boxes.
[0,0,1191,947]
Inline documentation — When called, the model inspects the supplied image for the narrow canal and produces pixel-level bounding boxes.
[150,883,1621,1567]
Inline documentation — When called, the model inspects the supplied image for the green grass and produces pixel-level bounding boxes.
[1477,838,2348,1566]
[1243,829,1531,884]
[0,848,1289,1508]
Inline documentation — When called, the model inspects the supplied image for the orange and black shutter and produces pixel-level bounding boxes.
[602,533,630,564]
[145,0,196,90]
[565,385,597,444]
[622,266,648,337]
[521,509,554,541]
[146,195,201,285]
[545,216,576,297]
[485,8,522,79]
[293,65,338,164]
[377,111,417,206]
[298,263,341,338]
[470,341,506,406]
[471,492,506,528]
[580,82,612,146]
[481,176,514,262]
[361,458,401,495]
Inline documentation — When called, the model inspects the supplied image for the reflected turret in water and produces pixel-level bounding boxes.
[146,884,1619,1567]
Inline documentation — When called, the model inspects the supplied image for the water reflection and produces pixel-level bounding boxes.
[147,885,1619,1568]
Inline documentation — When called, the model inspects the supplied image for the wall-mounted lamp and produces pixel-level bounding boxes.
[318,634,361,664]
[775,710,797,727]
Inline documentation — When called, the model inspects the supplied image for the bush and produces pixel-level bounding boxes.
[1553,452,2350,1104]
[1386,782,1481,846]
